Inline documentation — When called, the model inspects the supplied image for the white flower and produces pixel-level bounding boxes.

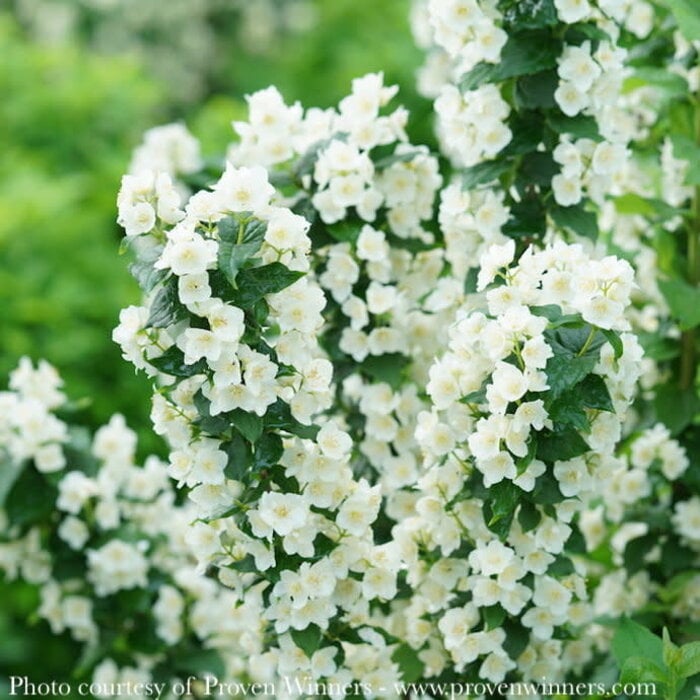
[317,422,353,460]
[552,173,583,206]
[491,362,529,403]
[257,492,310,537]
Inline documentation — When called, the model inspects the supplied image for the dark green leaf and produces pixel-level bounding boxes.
[146,277,188,328]
[360,353,410,390]
[502,111,545,156]
[578,374,614,412]
[6,465,57,527]
[601,328,624,360]
[254,432,284,470]
[222,434,253,481]
[550,203,599,241]
[265,399,320,440]
[536,427,589,462]
[530,471,566,504]
[516,69,558,109]
[460,31,561,90]
[548,113,600,140]
[0,454,25,510]
[517,501,541,532]
[462,160,512,189]
[291,623,323,658]
[231,263,304,308]
[217,216,267,288]
[326,221,361,244]
[231,409,264,444]
[520,151,559,186]
[548,392,590,431]
[148,347,208,377]
[485,480,520,540]
[503,194,547,239]
[624,533,657,575]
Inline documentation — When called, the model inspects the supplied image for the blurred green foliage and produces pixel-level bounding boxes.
[0,14,164,451]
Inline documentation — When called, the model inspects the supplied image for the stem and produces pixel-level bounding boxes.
[680,93,700,390]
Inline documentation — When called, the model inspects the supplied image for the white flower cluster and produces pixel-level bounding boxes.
[426,0,507,76]
[439,183,509,283]
[230,73,442,240]
[0,357,67,473]
[554,0,654,38]
[552,136,628,207]
[0,359,251,686]
[129,122,203,177]
[384,241,643,679]
[434,83,512,168]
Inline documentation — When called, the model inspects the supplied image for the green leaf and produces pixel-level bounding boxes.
[658,278,700,331]
[231,409,264,444]
[536,427,590,462]
[291,623,323,658]
[614,193,684,221]
[129,259,168,294]
[612,618,664,668]
[231,263,304,308]
[459,31,561,91]
[624,533,657,575]
[265,399,320,440]
[485,480,520,540]
[548,113,600,140]
[148,347,208,378]
[253,432,284,470]
[550,203,599,241]
[462,160,512,189]
[0,453,25,510]
[392,643,426,684]
[360,353,410,390]
[665,0,700,42]
[565,22,610,42]
[326,221,361,244]
[601,328,623,360]
[175,648,226,678]
[678,642,700,679]
[217,216,267,288]
[672,136,700,186]
[517,501,541,532]
[548,392,590,432]
[653,384,700,436]
[578,374,614,412]
[146,276,188,328]
[520,151,559,186]
[6,465,57,527]
[502,111,545,157]
[544,326,603,397]
[222,434,252,481]
[626,68,689,99]
[619,656,668,687]
[503,193,547,239]
[483,604,507,630]
[192,391,231,435]
[530,472,566,504]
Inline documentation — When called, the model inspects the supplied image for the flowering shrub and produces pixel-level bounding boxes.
[3,0,700,695]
